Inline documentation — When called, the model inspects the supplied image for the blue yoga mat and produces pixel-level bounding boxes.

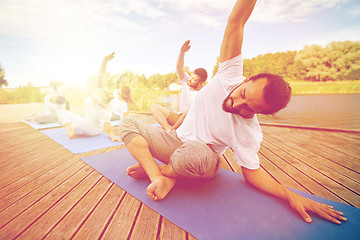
[23,120,62,129]
[41,128,123,154]
[81,148,360,240]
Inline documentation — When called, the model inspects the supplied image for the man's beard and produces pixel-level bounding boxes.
[222,94,254,119]
[222,95,238,114]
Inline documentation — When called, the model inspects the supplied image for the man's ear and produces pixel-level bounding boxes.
[243,77,250,83]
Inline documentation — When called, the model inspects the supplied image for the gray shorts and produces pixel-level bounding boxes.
[118,117,220,178]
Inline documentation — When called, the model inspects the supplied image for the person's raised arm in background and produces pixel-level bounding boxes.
[97,52,115,89]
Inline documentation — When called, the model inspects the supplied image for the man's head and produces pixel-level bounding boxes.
[92,88,113,110]
[222,73,291,118]
[187,68,208,90]
[50,95,66,105]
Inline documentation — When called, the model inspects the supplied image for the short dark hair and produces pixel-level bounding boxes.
[53,95,66,105]
[249,73,291,115]
[193,68,208,82]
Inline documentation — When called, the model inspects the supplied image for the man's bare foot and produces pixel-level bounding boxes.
[64,123,77,139]
[147,176,176,200]
[127,164,148,179]
[67,129,77,139]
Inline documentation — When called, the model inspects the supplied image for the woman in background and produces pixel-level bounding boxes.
[110,78,137,120]
[57,52,121,142]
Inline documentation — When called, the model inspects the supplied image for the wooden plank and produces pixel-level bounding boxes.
[258,149,310,193]
[262,140,360,207]
[262,127,360,172]
[262,127,360,183]
[219,152,234,171]
[159,217,187,240]
[263,134,360,192]
[0,155,83,212]
[304,130,360,157]
[130,204,160,240]
[100,194,141,239]
[0,149,74,197]
[0,165,93,239]
[16,172,107,239]
[188,234,198,240]
[0,159,85,224]
[222,148,242,173]
[0,135,54,173]
[71,184,126,239]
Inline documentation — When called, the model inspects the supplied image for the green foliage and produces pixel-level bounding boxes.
[295,41,360,81]
[147,72,178,90]
[212,40,360,82]
[212,56,220,78]
[243,51,302,80]
[0,85,45,104]
[0,64,8,88]
[109,71,162,111]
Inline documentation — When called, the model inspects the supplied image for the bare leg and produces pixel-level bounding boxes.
[127,163,180,179]
[126,135,176,200]
[150,104,172,132]
[64,122,77,139]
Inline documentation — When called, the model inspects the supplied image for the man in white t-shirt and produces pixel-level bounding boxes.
[118,0,346,225]
[150,40,208,132]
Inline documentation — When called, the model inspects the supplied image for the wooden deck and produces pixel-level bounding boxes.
[0,105,359,239]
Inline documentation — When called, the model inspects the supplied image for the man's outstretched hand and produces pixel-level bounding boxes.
[287,190,347,224]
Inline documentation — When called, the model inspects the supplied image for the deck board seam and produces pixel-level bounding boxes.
[262,140,356,207]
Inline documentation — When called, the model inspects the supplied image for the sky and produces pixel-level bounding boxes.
[0,0,360,88]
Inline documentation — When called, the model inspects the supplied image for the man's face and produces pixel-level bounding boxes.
[187,73,203,89]
[49,96,57,104]
[222,78,271,118]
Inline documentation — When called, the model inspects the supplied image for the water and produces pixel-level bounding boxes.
[160,94,360,130]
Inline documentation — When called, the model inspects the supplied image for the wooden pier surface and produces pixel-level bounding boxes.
[0,103,359,239]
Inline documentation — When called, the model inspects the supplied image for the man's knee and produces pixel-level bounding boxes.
[118,117,141,144]
[150,103,161,113]
[170,141,220,178]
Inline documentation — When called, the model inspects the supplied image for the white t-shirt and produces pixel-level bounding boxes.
[179,73,198,113]
[84,96,112,130]
[176,54,262,169]
[44,91,66,115]
[110,89,128,119]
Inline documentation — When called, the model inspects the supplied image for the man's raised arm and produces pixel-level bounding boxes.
[220,0,257,62]
[97,52,115,89]
[176,40,191,81]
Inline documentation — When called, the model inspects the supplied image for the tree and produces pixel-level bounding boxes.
[0,64,8,88]
[212,57,221,78]
[295,41,360,81]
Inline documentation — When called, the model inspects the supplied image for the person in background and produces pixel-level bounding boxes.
[57,52,121,142]
[110,77,137,121]
[24,81,69,124]
[150,40,207,132]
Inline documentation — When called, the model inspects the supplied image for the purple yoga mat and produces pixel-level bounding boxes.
[81,148,360,240]
[41,127,123,154]
[23,120,62,129]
